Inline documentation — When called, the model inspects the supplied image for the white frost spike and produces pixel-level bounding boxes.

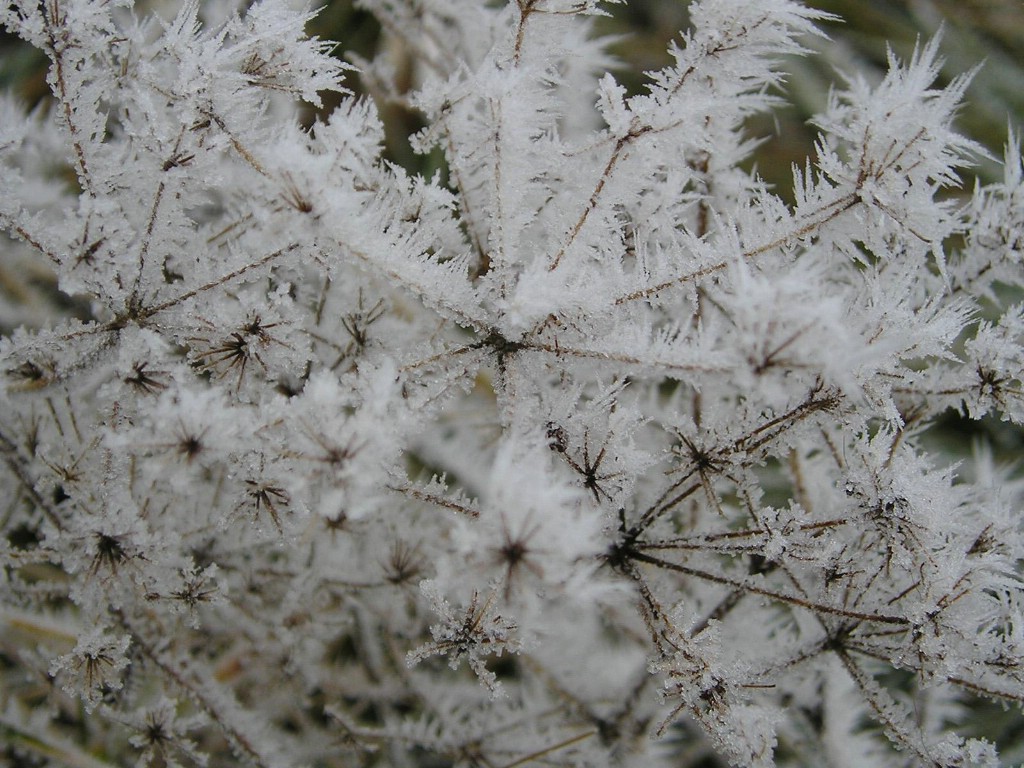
[408,581,523,699]
[0,0,1020,765]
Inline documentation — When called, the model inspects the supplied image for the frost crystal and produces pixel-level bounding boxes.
[1,0,1022,766]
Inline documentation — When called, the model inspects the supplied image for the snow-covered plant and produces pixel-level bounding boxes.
[1,0,1022,765]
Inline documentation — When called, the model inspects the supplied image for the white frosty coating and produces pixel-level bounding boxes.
[0,0,1021,766]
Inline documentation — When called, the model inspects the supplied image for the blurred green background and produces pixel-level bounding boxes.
[598,0,1024,190]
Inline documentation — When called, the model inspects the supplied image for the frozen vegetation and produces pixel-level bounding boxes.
[0,0,1022,765]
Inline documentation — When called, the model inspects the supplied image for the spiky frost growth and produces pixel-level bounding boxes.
[1,1,1022,766]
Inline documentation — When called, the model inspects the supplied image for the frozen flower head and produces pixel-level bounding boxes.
[50,629,131,712]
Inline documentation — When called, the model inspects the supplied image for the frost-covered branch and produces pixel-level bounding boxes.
[1,0,1021,766]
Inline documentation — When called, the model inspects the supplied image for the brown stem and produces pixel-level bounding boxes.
[0,427,64,530]
[628,549,908,626]
[613,194,860,306]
